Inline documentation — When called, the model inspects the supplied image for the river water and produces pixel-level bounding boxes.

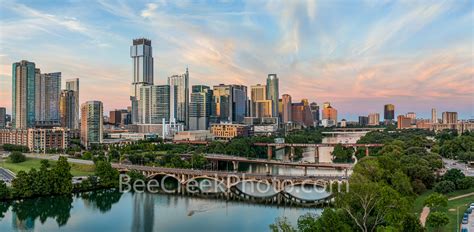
[0,190,320,232]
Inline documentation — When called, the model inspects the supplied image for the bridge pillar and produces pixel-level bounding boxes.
[345,168,348,178]
[232,161,239,172]
[304,166,308,176]
[314,147,319,163]
[290,146,295,161]
[267,146,273,160]
[365,147,369,156]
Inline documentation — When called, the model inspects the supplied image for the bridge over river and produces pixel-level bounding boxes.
[113,164,347,206]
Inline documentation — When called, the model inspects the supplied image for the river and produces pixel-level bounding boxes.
[0,190,320,232]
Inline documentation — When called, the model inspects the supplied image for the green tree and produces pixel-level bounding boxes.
[9,151,26,163]
[269,217,297,232]
[95,161,119,187]
[442,169,465,189]
[300,210,352,232]
[332,144,353,163]
[336,182,410,232]
[0,180,10,199]
[51,156,73,195]
[423,193,447,211]
[426,211,449,232]
[434,180,455,194]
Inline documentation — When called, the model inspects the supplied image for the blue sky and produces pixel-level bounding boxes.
[0,0,473,120]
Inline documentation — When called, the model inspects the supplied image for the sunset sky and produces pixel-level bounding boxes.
[0,0,473,120]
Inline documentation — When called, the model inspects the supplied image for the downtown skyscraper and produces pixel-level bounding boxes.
[168,68,189,127]
[60,90,76,129]
[35,72,61,126]
[384,104,395,122]
[65,78,79,129]
[189,85,213,130]
[130,38,154,124]
[12,60,36,129]
[266,74,279,118]
[80,101,103,148]
[138,85,177,124]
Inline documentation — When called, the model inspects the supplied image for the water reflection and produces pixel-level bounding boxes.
[81,189,123,213]
[11,195,73,228]
[132,193,154,232]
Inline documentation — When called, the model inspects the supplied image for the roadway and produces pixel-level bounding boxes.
[443,158,474,177]
[180,153,353,169]
[0,167,16,184]
[112,163,345,181]
[25,153,94,165]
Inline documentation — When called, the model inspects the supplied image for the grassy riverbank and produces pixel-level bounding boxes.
[0,158,95,176]
[413,188,474,232]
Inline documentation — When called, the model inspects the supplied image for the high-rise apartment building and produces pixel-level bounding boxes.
[12,60,36,129]
[322,102,337,122]
[0,107,5,128]
[309,102,319,126]
[168,68,189,127]
[291,100,313,127]
[138,85,176,124]
[130,38,154,124]
[35,72,61,126]
[59,90,76,129]
[80,101,103,148]
[189,85,213,130]
[368,113,380,126]
[384,104,395,121]
[281,94,292,123]
[65,78,79,129]
[431,108,437,124]
[442,112,458,124]
[406,112,416,124]
[266,74,279,118]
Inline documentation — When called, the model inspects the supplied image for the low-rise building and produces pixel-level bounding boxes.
[108,132,157,141]
[173,130,214,141]
[0,128,69,152]
[210,123,249,140]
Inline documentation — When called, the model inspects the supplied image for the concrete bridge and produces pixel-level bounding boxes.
[113,164,346,193]
[253,142,383,160]
[178,154,352,176]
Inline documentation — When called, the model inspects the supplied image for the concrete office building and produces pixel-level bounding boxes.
[189,85,213,130]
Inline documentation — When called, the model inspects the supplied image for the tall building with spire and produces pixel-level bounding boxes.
[168,68,189,127]
[266,74,279,118]
[130,38,154,124]
[12,60,37,129]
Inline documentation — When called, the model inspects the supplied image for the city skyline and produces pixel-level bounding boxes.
[0,0,473,120]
